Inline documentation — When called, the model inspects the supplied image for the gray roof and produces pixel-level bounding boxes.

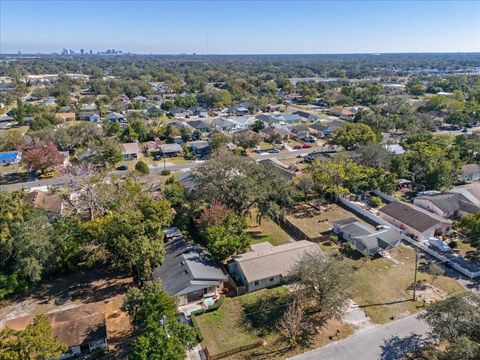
[336,219,402,253]
[415,193,480,215]
[379,201,451,233]
[160,143,183,153]
[152,237,227,297]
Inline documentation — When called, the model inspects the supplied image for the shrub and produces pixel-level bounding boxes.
[370,196,382,208]
[160,169,171,176]
[190,313,204,342]
[135,160,150,175]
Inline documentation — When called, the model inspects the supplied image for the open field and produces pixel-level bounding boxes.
[285,203,363,238]
[196,287,353,359]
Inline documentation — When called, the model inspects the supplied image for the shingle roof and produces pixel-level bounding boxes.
[152,237,227,297]
[231,240,318,283]
[24,190,64,215]
[416,193,480,215]
[379,201,451,232]
[121,142,140,155]
[462,163,480,176]
[160,143,183,153]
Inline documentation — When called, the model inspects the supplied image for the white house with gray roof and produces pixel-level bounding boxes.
[333,219,402,256]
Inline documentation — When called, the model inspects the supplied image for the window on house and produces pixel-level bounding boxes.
[269,277,274,282]
[254,280,259,286]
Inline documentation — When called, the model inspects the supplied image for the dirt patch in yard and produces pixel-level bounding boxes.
[284,203,364,239]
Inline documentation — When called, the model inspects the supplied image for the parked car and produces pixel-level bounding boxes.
[39,170,55,179]
[268,148,280,153]
[293,145,302,149]
[116,165,129,171]
[302,144,312,148]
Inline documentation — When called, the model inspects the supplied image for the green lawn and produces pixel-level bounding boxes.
[247,209,293,246]
[196,287,352,359]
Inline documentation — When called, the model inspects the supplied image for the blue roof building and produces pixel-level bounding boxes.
[0,151,21,166]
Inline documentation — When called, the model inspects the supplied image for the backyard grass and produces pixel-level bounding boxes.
[247,209,293,246]
[196,287,353,359]
[285,203,363,238]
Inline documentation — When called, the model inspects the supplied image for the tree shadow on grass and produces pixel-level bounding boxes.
[380,333,432,360]
[239,290,292,336]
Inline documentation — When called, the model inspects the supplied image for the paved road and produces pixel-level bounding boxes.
[290,313,430,360]
[0,147,322,191]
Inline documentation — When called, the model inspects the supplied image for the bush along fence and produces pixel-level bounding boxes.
[190,296,225,342]
[203,340,264,360]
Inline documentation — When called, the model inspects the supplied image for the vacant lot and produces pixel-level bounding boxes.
[285,203,363,238]
[247,209,293,246]
[321,244,465,324]
[196,287,352,359]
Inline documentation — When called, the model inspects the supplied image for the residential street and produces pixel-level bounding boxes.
[0,147,321,191]
[290,313,430,360]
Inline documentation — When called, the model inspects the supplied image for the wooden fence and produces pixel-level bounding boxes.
[204,340,264,360]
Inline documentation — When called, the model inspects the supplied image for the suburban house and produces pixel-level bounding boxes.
[187,140,211,158]
[0,151,21,166]
[460,163,480,182]
[187,119,215,133]
[329,107,356,121]
[169,107,188,118]
[333,218,402,256]
[159,143,183,157]
[450,183,480,206]
[55,112,76,122]
[227,240,318,294]
[259,126,291,141]
[308,120,344,138]
[290,124,310,139]
[78,112,101,123]
[25,190,65,217]
[133,95,147,103]
[292,110,319,122]
[190,106,209,117]
[275,114,303,124]
[227,106,249,116]
[378,201,452,241]
[228,116,255,130]
[121,142,140,161]
[213,117,236,132]
[2,304,107,359]
[106,112,126,123]
[414,192,480,219]
[152,230,227,307]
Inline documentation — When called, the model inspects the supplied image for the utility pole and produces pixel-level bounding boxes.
[160,315,170,339]
[413,247,418,301]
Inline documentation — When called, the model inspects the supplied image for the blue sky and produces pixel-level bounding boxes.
[1,0,479,54]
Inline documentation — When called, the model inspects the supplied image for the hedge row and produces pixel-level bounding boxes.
[190,313,204,342]
[189,296,225,342]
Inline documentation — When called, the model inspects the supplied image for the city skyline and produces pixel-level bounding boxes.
[1,0,479,54]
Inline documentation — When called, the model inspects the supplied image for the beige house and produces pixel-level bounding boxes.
[227,240,318,294]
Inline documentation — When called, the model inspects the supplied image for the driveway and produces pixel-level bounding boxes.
[290,313,430,360]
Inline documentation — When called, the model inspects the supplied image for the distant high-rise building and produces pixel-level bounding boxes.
[89,49,93,55]
[62,48,68,55]
[69,49,74,54]
[80,49,85,55]
[18,51,21,55]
